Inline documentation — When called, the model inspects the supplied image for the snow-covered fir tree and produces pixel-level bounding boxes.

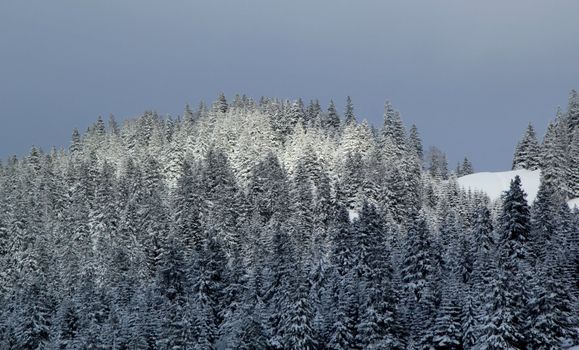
[512,123,541,171]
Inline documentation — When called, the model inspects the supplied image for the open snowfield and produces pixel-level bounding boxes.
[457,169,578,208]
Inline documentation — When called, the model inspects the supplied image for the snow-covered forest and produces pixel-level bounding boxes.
[0,91,577,349]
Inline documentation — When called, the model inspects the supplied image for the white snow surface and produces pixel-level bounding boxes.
[458,169,541,202]
[457,169,578,207]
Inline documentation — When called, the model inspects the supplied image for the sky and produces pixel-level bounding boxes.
[1,1,578,171]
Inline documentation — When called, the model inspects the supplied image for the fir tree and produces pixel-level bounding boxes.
[283,276,317,350]
[306,99,322,125]
[216,92,228,113]
[13,276,52,350]
[192,233,227,349]
[495,175,533,348]
[248,152,290,223]
[407,124,424,162]
[265,215,297,349]
[341,152,363,210]
[324,100,341,131]
[498,176,531,260]
[512,123,540,170]
[460,157,474,176]
[427,146,449,180]
[401,211,435,303]
[70,129,82,154]
[344,96,356,125]
[568,129,579,197]
[476,266,522,350]
[382,101,406,160]
[287,100,305,128]
[540,122,569,198]
[171,160,202,254]
[108,114,120,136]
[461,292,478,349]
[567,89,579,134]
[432,284,463,349]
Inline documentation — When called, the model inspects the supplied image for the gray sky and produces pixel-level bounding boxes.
[1,0,578,171]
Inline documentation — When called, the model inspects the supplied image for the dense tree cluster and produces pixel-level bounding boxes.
[512,89,579,199]
[0,93,577,349]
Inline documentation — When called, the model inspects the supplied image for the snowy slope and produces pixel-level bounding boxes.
[457,169,578,207]
[458,169,541,203]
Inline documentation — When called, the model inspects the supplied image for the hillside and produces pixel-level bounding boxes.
[0,94,577,349]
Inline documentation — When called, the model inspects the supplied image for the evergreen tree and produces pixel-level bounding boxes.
[460,157,474,176]
[470,205,495,309]
[401,212,436,339]
[327,310,353,350]
[290,161,315,261]
[158,233,188,303]
[567,89,579,134]
[307,99,322,125]
[156,233,197,349]
[495,175,532,348]
[568,129,579,198]
[530,178,560,265]
[171,160,202,254]
[216,92,228,113]
[200,148,241,253]
[329,205,355,277]
[192,232,227,349]
[432,283,463,349]
[512,123,540,170]
[342,152,364,210]
[108,114,120,136]
[476,266,522,350]
[283,276,317,350]
[52,299,82,349]
[344,96,356,125]
[12,276,52,350]
[540,122,569,198]
[287,100,305,128]
[140,156,169,276]
[382,101,406,160]
[525,263,576,349]
[70,129,82,154]
[407,124,424,162]
[354,204,403,349]
[248,152,290,223]
[265,215,297,349]
[498,176,531,260]
[461,292,478,349]
[427,146,449,180]
[324,100,341,131]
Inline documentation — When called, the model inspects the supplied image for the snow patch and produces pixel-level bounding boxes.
[458,169,541,202]
[457,169,578,208]
[348,209,359,222]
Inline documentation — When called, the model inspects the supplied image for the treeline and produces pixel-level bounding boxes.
[512,89,579,199]
[0,93,577,349]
